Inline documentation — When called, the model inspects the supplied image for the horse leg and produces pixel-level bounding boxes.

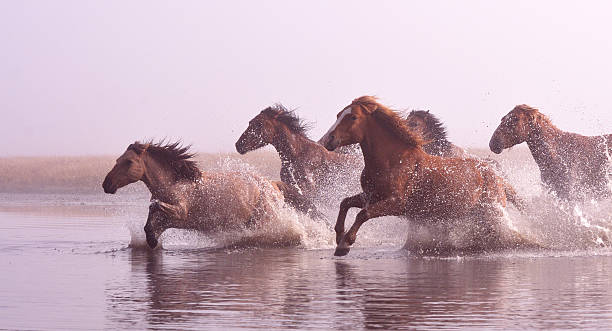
[151,199,188,220]
[272,181,324,219]
[503,181,527,212]
[335,193,366,246]
[335,197,401,256]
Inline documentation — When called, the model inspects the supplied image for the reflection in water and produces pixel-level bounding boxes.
[2,200,612,330]
[103,248,612,330]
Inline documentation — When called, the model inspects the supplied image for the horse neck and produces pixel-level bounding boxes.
[270,126,312,163]
[140,153,181,200]
[424,134,451,156]
[360,120,419,170]
[525,119,564,169]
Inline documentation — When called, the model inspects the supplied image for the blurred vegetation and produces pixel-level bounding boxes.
[0,150,281,193]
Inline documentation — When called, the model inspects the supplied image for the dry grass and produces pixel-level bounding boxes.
[0,150,281,193]
[0,147,533,194]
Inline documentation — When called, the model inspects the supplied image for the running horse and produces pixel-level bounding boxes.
[405,110,466,157]
[319,96,525,256]
[489,104,612,200]
[407,109,505,173]
[102,141,316,248]
[235,104,361,201]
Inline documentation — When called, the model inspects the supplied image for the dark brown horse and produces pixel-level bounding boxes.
[405,110,466,157]
[319,96,526,256]
[407,109,506,177]
[489,105,612,200]
[235,104,361,201]
[102,141,315,248]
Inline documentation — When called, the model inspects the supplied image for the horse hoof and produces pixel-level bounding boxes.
[334,246,351,256]
[146,236,158,249]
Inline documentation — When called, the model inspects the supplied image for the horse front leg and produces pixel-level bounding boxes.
[150,199,188,220]
[335,193,366,245]
[335,197,402,256]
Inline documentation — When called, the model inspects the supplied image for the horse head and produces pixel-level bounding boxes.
[103,143,148,194]
[236,104,309,154]
[235,110,276,154]
[489,104,538,154]
[405,110,430,137]
[318,96,377,151]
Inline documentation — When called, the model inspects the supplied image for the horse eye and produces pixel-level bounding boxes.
[349,114,357,120]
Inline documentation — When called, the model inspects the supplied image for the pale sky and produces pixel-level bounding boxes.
[2,1,612,156]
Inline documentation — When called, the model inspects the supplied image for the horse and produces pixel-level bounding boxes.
[405,110,466,157]
[102,141,317,248]
[406,109,508,185]
[319,96,526,256]
[489,104,612,200]
[235,104,361,202]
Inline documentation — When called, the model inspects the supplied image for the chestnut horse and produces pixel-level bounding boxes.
[489,105,612,200]
[235,104,361,201]
[319,96,525,256]
[102,141,316,248]
[405,110,466,157]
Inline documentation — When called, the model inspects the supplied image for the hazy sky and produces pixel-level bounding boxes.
[2,1,612,156]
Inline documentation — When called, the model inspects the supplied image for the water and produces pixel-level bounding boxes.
[2,192,612,330]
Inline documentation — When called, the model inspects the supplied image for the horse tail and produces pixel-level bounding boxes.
[503,181,527,212]
[272,181,325,219]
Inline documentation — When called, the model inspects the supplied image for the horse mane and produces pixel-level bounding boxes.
[129,140,201,182]
[262,104,310,137]
[352,96,424,148]
[408,110,452,151]
[513,104,557,130]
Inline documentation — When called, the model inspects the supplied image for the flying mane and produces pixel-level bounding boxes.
[408,110,453,152]
[129,141,201,181]
[352,96,424,148]
[262,104,310,138]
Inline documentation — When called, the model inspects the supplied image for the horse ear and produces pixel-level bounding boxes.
[359,102,378,114]
[129,142,149,155]
[426,110,430,113]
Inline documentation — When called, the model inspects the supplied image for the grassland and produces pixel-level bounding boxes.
[0,150,281,193]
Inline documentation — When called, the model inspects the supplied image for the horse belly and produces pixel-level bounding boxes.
[404,169,483,219]
[190,178,264,230]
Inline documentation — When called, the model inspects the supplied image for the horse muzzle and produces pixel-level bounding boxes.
[235,141,248,155]
[489,138,503,154]
[102,177,117,194]
[319,134,339,151]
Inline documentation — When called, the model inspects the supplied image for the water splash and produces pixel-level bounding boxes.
[124,151,612,255]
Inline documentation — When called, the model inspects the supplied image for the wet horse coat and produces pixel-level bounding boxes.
[102,141,307,248]
[235,104,361,202]
[320,96,524,256]
[405,110,466,157]
[489,104,612,200]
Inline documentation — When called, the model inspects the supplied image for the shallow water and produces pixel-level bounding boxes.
[2,193,612,330]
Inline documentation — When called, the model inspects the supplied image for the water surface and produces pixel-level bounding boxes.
[1,193,612,330]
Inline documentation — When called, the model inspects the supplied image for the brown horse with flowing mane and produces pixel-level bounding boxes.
[235,104,361,201]
[319,96,525,256]
[405,110,466,157]
[102,141,317,248]
[489,104,612,200]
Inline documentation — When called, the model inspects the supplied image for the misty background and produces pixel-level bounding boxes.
[2,0,611,156]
